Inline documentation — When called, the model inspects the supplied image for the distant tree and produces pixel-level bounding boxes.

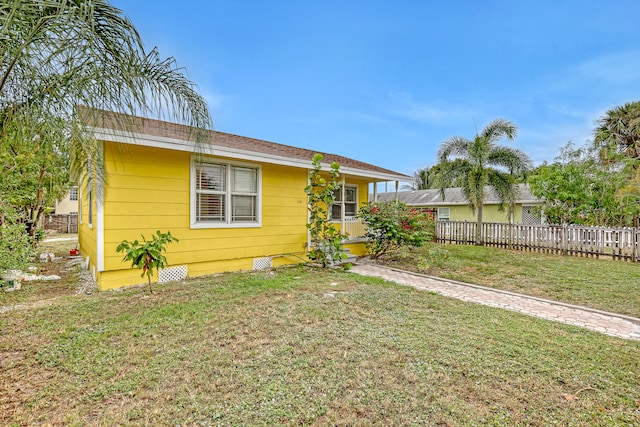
[437,119,532,244]
[0,113,70,238]
[528,142,631,226]
[594,101,640,164]
[593,101,640,226]
[405,166,438,190]
[404,162,466,191]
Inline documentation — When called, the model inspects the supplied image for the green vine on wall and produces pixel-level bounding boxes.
[304,153,347,267]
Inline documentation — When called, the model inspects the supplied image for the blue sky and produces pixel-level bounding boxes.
[113,0,640,176]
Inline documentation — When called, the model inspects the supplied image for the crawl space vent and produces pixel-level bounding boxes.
[158,265,188,283]
[253,257,272,270]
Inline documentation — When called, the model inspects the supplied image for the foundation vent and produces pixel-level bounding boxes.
[253,257,273,270]
[158,265,188,283]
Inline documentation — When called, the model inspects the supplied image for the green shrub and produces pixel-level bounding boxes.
[116,230,178,293]
[0,206,33,274]
[358,201,434,258]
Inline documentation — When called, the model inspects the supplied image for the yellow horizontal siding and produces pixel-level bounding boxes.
[98,142,312,287]
[344,242,367,256]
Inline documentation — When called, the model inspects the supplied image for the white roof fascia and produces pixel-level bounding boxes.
[88,127,408,182]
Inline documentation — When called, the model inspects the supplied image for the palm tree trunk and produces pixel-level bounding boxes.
[475,204,484,245]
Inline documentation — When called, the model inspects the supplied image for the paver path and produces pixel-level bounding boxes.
[351,263,640,341]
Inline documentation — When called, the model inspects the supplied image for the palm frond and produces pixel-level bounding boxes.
[480,118,517,142]
[437,136,470,163]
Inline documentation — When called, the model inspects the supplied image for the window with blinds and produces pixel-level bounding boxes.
[192,158,260,227]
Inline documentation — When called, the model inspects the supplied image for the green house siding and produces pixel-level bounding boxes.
[375,185,542,225]
[447,204,522,223]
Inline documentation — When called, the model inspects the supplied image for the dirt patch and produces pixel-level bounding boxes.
[0,256,96,313]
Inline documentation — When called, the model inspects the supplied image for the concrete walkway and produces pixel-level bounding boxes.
[351,263,640,341]
[42,237,77,242]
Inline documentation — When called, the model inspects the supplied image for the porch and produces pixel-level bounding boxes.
[341,217,368,243]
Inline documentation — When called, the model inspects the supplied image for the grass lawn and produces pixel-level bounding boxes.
[379,242,640,318]
[1,264,639,426]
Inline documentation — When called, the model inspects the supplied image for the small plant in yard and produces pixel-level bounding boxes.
[427,246,450,266]
[304,153,348,267]
[414,248,451,272]
[116,230,178,293]
[358,201,434,258]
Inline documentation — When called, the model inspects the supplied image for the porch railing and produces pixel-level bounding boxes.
[343,217,367,242]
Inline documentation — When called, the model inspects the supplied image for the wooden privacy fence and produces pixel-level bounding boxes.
[436,221,640,261]
[43,214,78,234]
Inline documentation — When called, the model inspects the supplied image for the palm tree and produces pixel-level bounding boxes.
[1,0,212,174]
[594,101,640,226]
[594,101,640,163]
[403,166,438,190]
[437,119,532,245]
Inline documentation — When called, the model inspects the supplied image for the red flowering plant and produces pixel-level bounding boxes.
[358,201,434,259]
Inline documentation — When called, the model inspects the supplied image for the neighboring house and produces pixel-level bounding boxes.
[78,109,409,290]
[375,184,543,224]
[54,186,78,215]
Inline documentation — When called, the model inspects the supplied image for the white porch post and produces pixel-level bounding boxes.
[373,181,378,202]
[395,181,399,202]
[341,181,345,233]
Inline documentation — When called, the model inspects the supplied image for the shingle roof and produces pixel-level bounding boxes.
[78,107,410,180]
[375,184,540,205]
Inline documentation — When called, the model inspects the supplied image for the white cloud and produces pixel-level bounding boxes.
[384,92,475,124]
[572,49,640,86]
[546,49,640,99]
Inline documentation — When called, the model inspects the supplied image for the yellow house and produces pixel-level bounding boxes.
[78,110,409,290]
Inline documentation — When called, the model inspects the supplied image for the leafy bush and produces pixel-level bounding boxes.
[0,205,33,274]
[304,154,347,267]
[116,230,179,293]
[358,201,434,258]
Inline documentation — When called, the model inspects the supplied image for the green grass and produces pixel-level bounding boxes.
[380,242,640,318]
[1,266,639,426]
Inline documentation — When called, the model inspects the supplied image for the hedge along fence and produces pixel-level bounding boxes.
[435,221,640,261]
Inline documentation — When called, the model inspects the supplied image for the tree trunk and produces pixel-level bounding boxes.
[475,204,484,245]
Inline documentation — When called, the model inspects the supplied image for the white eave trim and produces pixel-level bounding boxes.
[391,200,543,207]
[87,127,409,182]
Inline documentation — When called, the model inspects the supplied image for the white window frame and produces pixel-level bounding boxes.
[331,184,358,222]
[78,179,83,224]
[69,186,78,201]
[190,156,262,229]
[437,207,450,221]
